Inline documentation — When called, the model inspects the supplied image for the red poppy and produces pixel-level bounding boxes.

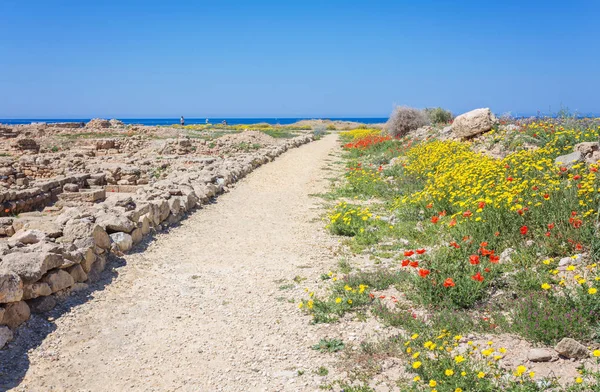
[404,250,415,257]
[439,210,447,217]
[478,201,486,209]
[480,242,488,247]
[560,167,567,172]
[426,203,433,209]
[571,211,578,217]
[576,243,583,251]
[463,236,471,242]
[573,174,581,180]
[401,259,410,267]
[532,185,539,191]
[484,268,491,273]
[449,218,457,227]
[506,176,513,182]
[449,241,460,249]
[471,272,484,282]
[481,248,493,256]
[517,209,524,216]
[489,255,500,264]
[545,232,551,237]
[463,210,473,218]
[543,193,550,199]
[431,216,439,224]
[547,223,555,230]
[494,231,500,237]
[520,226,528,235]
[369,293,375,299]
[416,248,426,255]
[418,269,430,277]
[469,255,480,265]
[443,278,455,288]
[379,295,386,299]
[591,167,598,173]
[409,261,419,268]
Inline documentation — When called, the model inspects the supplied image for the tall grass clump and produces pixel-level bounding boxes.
[423,107,453,124]
[385,106,429,138]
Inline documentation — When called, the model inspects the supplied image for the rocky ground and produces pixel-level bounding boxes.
[0,133,370,392]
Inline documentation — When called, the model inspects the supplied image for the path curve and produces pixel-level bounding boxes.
[4,134,343,392]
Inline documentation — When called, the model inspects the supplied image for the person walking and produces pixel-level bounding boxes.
[180,116,185,126]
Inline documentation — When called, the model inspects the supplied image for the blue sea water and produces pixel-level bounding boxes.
[0,117,388,126]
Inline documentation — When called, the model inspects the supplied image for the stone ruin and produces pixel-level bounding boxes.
[0,118,314,347]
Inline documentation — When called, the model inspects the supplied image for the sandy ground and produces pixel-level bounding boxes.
[0,134,366,392]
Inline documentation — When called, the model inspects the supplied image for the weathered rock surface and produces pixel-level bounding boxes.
[555,338,589,359]
[527,348,554,362]
[0,326,13,349]
[110,232,133,252]
[1,300,30,328]
[0,251,63,283]
[0,271,23,303]
[452,108,498,138]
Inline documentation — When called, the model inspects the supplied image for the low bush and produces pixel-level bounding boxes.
[385,106,429,138]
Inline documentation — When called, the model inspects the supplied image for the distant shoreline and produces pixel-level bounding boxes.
[0,117,389,126]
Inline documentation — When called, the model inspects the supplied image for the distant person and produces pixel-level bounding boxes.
[205,118,209,124]
[180,116,185,126]
[222,120,227,126]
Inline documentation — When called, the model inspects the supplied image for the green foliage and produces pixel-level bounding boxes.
[312,338,345,353]
[423,107,453,124]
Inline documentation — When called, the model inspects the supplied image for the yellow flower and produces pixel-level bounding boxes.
[589,288,598,295]
[499,347,507,353]
[461,371,466,376]
[429,380,437,387]
[454,355,465,363]
[541,283,551,290]
[445,369,454,376]
[481,349,493,357]
[412,352,420,359]
[455,389,463,392]
[477,372,485,379]
[413,375,421,382]
[411,333,419,340]
[298,302,304,309]
[344,285,352,291]
[515,365,527,376]
[335,297,342,304]
[412,361,422,369]
[454,335,462,341]
[347,299,352,305]
[529,372,535,378]
[567,265,576,271]
[406,347,412,354]
[593,350,600,357]
[575,377,583,383]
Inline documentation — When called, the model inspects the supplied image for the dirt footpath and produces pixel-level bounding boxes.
[2,134,350,392]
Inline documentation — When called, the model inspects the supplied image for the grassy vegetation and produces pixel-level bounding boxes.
[301,121,600,390]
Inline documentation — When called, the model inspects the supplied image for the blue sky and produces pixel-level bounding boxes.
[1,0,598,118]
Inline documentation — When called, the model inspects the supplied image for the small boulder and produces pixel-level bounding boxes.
[0,251,64,283]
[63,183,79,192]
[0,271,23,303]
[527,348,553,362]
[42,269,75,293]
[28,296,56,313]
[10,229,46,245]
[1,301,30,328]
[451,108,498,138]
[67,264,88,283]
[0,326,13,348]
[555,151,582,168]
[110,232,133,252]
[555,338,589,359]
[96,213,135,233]
[22,282,52,300]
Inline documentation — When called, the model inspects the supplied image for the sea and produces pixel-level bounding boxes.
[0,118,388,126]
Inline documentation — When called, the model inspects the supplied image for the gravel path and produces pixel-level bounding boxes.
[2,134,352,392]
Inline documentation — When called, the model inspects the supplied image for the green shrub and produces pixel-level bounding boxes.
[424,107,453,124]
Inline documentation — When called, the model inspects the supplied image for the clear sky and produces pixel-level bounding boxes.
[1,0,598,118]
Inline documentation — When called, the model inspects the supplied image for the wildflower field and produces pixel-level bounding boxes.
[302,120,600,391]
